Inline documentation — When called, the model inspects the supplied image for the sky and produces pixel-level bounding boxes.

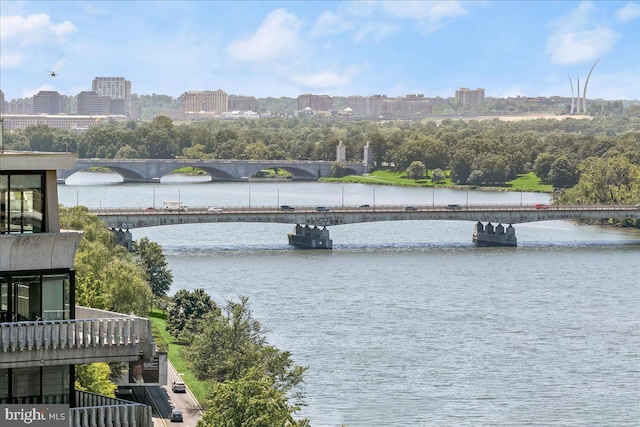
[1,1,639,102]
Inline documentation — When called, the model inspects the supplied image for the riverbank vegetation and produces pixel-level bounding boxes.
[60,207,309,424]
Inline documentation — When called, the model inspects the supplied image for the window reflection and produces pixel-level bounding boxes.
[0,272,71,323]
[0,173,44,234]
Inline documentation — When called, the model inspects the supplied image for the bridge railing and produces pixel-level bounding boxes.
[88,204,640,214]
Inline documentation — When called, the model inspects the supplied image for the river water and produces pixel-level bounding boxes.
[59,173,640,427]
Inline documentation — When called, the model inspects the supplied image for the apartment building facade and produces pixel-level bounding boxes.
[455,87,485,105]
[0,151,154,426]
[182,90,228,114]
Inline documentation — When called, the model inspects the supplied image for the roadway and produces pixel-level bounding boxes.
[90,203,640,229]
[143,361,203,427]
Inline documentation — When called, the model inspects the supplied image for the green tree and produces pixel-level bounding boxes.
[59,206,153,316]
[133,237,173,297]
[533,152,556,182]
[431,168,446,184]
[167,289,219,342]
[450,148,474,184]
[549,156,579,189]
[185,297,307,394]
[197,368,310,427]
[467,170,484,186]
[75,363,116,397]
[406,161,426,180]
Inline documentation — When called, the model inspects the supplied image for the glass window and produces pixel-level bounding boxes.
[0,272,72,323]
[13,367,41,404]
[1,173,44,234]
[42,275,70,321]
[42,365,69,404]
[0,278,8,322]
[0,175,7,234]
[0,369,8,402]
[14,276,41,322]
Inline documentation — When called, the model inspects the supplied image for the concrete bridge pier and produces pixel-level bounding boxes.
[288,224,333,249]
[110,227,133,251]
[472,221,517,247]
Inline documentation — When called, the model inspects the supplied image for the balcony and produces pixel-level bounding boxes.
[72,390,152,427]
[0,306,155,368]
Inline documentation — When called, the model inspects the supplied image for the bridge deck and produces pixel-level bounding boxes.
[89,204,640,229]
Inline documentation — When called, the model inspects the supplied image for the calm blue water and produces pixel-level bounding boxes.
[59,173,640,427]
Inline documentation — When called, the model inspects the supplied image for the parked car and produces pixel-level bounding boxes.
[404,206,417,211]
[169,409,183,422]
[171,381,186,393]
[535,203,550,209]
[316,206,330,212]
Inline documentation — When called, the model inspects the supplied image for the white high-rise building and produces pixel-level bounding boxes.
[92,77,132,117]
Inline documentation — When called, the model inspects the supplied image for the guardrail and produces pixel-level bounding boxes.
[89,203,640,214]
[0,308,150,353]
[71,390,152,427]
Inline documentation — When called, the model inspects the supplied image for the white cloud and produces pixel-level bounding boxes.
[310,1,466,44]
[310,11,353,38]
[227,9,304,64]
[379,1,468,34]
[0,14,77,45]
[615,2,640,22]
[0,52,25,68]
[546,2,619,65]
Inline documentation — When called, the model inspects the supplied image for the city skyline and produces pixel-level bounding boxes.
[1,1,639,101]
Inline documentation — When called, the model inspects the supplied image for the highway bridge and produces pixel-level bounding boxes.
[90,204,640,248]
[57,158,367,183]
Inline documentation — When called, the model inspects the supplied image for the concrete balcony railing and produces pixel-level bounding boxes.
[72,390,152,427]
[0,306,155,368]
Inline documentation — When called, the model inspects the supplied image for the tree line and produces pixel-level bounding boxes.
[5,110,639,190]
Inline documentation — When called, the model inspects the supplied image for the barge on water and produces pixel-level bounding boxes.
[288,224,332,249]
[472,222,517,247]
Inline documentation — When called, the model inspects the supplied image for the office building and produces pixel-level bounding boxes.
[33,91,70,115]
[92,77,132,117]
[455,88,485,105]
[1,114,128,132]
[182,90,228,114]
[228,95,258,113]
[77,91,110,116]
[297,94,333,112]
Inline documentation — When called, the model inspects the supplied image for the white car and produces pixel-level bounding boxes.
[207,207,223,212]
[171,381,186,393]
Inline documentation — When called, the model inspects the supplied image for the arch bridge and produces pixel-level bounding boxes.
[89,204,640,249]
[57,159,366,183]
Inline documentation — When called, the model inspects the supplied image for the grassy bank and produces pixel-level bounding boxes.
[149,309,210,404]
[322,170,553,192]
